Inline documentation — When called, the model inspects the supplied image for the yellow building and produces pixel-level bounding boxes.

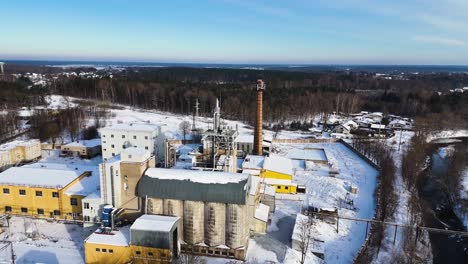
[261,155,297,194]
[84,215,180,264]
[0,166,93,219]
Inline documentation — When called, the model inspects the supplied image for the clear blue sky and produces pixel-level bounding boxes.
[1,0,467,64]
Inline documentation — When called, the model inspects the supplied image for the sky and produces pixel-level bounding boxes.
[1,0,468,65]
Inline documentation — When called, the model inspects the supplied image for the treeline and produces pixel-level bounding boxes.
[0,80,47,110]
[49,68,468,125]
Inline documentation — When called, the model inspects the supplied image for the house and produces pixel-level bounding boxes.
[61,139,101,158]
[0,139,41,169]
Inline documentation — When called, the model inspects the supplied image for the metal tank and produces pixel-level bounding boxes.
[226,204,249,249]
[183,200,205,245]
[205,202,226,246]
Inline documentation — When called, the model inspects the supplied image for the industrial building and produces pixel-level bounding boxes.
[137,168,253,260]
[0,164,94,220]
[0,139,41,171]
[99,147,155,220]
[100,122,164,161]
[61,139,102,158]
[84,214,181,264]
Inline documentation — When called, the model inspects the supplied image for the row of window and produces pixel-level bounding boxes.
[276,185,290,190]
[106,145,149,150]
[3,188,59,197]
[135,251,162,258]
[4,206,60,215]
[95,248,114,253]
[103,134,150,140]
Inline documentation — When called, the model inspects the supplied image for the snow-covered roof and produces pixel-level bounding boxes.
[260,184,276,196]
[263,178,297,187]
[286,148,327,162]
[242,169,261,176]
[64,139,101,148]
[292,213,309,242]
[131,215,179,232]
[85,226,130,247]
[263,155,293,175]
[254,203,270,222]
[0,139,40,151]
[83,191,101,201]
[101,122,160,133]
[0,167,88,189]
[242,155,265,170]
[370,124,385,129]
[64,169,100,196]
[144,168,248,184]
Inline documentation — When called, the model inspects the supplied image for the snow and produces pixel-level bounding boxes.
[263,178,298,186]
[286,148,327,162]
[0,139,39,151]
[64,139,101,148]
[255,203,270,222]
[427,129,468,142]
[100,122,160,133]
[131,215,179,232]
[85,226,130,247]
[242,155,265,170]
[263,154,293,175]
[145,168,248,184]
[0,167,87,188]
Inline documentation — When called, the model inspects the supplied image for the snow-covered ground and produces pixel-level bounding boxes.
[246,142,379,264]
[455,168,468,229]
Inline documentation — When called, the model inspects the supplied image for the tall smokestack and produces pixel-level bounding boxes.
[254,79,265,155]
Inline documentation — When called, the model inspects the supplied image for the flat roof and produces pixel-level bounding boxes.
[242,155,265,170]
[64,139,101,148]
[85,226,130,247]
[0,167,88,189]
[131,215,179,232]
[263,155,293,176]
[286,148,327,162]
[101,122,159,133]
[145,168,248,184]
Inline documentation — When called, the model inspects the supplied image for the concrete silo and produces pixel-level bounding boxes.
[226,204,249,249]
[205,202,226,246]
[183,200,205,245]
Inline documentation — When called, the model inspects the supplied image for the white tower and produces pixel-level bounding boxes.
[0,62,4,75]
[213,98,221,131]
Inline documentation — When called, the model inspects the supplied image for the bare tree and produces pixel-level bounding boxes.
[179,121,191,144]
[297,215,313,264]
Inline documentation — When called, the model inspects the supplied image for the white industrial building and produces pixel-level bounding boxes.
[100,122,164,161]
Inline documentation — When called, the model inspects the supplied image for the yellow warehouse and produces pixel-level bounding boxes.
[0,165,93,220]
[261,154,297,194]
[84,215,180,264]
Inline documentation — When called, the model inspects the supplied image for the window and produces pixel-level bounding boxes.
[53,210,60,216]
[84,216,90,221]
[122,145,126,149]
[148,252,153,257]
[3,188,9,194]
[111,144,114,148]
[128,155,132,159]
[84,202,90,209]
[102,249,107,253]
[145,136,148,140]
[21,207,28,213]
[112,153,115,157]
[285,186,289,190]
[136,251,141,255]
[36,191,42,197]
[111,134,114,138]
[145,146,148,150]
[102,135,106,138]
[133,135,136,139]
[70,198,78,206]
[37,209,44,215]
[52,192,59,198]
[109,249,113,254]
[103,141,106,144]
[96,248,100,252]
[277,186,281,189]
[122,135,125,139]
[19,189,26,195]
[5,206,12,212]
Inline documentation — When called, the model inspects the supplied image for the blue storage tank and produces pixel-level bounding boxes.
[102,205,114,228]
